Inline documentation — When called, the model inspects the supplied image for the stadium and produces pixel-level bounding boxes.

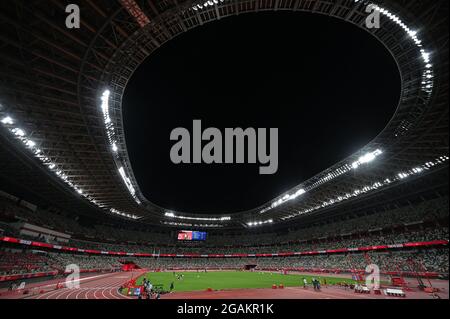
[0,0,448,303]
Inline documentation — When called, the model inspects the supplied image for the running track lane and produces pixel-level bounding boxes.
[29,272,142,299]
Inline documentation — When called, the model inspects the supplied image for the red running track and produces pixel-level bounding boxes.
[25,272,143,300]
[1,272,447,300]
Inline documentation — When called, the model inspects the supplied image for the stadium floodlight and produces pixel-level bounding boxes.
[291,188,305,199]
[1,116,13,125]
[25,140,36,148]
[112,143,118,152]
[408,30,418,37]
[12,128,25,137]
[421,51,430,63]
[359,152,375,164]
[398,172,408,179]
[165,212,175,218]
[247,219,275,227]
[352,149,382,169]
[101,90,111,124]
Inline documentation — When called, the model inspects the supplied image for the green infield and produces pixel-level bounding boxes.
[135,271,357,292]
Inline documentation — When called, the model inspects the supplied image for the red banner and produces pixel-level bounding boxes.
[0,236,447,259]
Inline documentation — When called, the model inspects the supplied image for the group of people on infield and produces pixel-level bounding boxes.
[139,278,161,299]
[302,277,327,291]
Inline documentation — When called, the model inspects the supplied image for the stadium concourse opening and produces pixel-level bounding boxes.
[0,0,448,307]
[123,11,401,214]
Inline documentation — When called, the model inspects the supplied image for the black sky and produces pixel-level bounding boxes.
[122,11,400,214]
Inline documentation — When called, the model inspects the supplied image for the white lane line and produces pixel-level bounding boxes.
[91,278,125,300]
[33,272,121,299]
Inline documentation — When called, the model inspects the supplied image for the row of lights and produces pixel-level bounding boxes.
[165,212,231,222]
[311,149,383,188]
[259,150,383,214]
[246,219,273,227]
[162,221,224,228]
[282,155,449,221]
[101,90,142,209]
[259,188,306,214]
[0,114,141,220]
[354,1,434,97]
[110,208,141,220]
[191,0,226,11]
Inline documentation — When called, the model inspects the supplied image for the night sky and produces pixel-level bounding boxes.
[122,11,400,214]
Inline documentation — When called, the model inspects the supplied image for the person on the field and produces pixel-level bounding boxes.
[303,278,307,288]
[147,282,153,293]
[170,282,174,291]
[313,278,321,291]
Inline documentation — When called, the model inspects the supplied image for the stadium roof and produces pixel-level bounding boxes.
[0,0,448,229]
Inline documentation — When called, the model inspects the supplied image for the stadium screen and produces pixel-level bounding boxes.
[177,230,207,241]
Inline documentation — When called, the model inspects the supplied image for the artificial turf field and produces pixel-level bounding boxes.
[135,271,357,292]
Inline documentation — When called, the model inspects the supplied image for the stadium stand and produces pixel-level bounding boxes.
[1,195,448,279]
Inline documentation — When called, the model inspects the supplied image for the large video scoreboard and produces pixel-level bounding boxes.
[177,230,207,241]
